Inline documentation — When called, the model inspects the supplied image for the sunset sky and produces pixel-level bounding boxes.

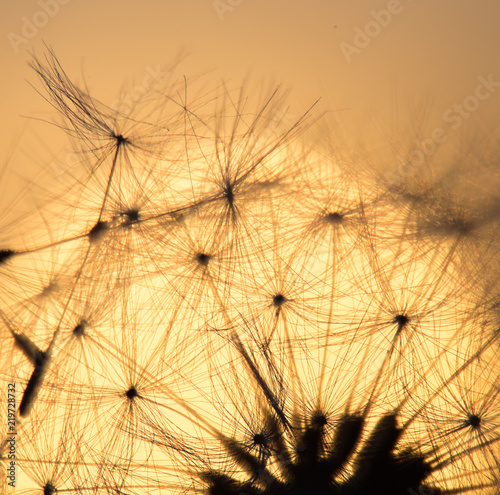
[1,0,500,173]
[2,3,500,492]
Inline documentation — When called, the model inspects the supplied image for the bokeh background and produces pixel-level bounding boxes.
[2,0,500,178]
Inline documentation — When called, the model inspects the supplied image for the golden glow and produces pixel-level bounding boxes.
[1,2,500,494]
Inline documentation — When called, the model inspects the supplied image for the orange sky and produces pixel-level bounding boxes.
[2,3,500,492]
[1,0,500,178]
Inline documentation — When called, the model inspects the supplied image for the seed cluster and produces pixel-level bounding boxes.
[1,49,500,494]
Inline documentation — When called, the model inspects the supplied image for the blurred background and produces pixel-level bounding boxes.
[1,0,500,198]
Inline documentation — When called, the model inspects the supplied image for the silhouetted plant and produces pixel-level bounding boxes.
[1,49,500,494]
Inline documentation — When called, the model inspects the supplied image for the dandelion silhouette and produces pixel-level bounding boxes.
[1,48,500,494]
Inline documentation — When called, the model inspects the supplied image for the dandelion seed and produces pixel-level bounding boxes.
[0,249,15,264]
[72,320,86,337]
[12,332,41,364]
[196,252,211,266]
[393,313,410,333]
[43,482,57,495]
[465,413,481,429]
[223,180,236,209]
[88,220,109,241]
[113,133,129,146]
[122,208,140,226]
[272,293,286,307]
[325,211,344,225]
[19,350,50,417]
[125,386,139,400]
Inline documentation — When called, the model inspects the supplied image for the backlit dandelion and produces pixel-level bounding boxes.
[1,50,500,495]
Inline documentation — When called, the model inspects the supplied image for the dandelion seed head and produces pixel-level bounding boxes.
[196,252,212,267]
[431,212,474,237]
[43,482,57,495]
[125,386,139,400]
[251,432,268,447]
[41,281,58,297]
[223,180,236,208]
[272,294,287,307]
[465,413,481,429]
[72,320,86,337]
[3,50,500,495]
[112,133,128,145]
[393,313,410,329]
[324,211,344,225]
[122,208,140,225]
[310,411,328,428]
